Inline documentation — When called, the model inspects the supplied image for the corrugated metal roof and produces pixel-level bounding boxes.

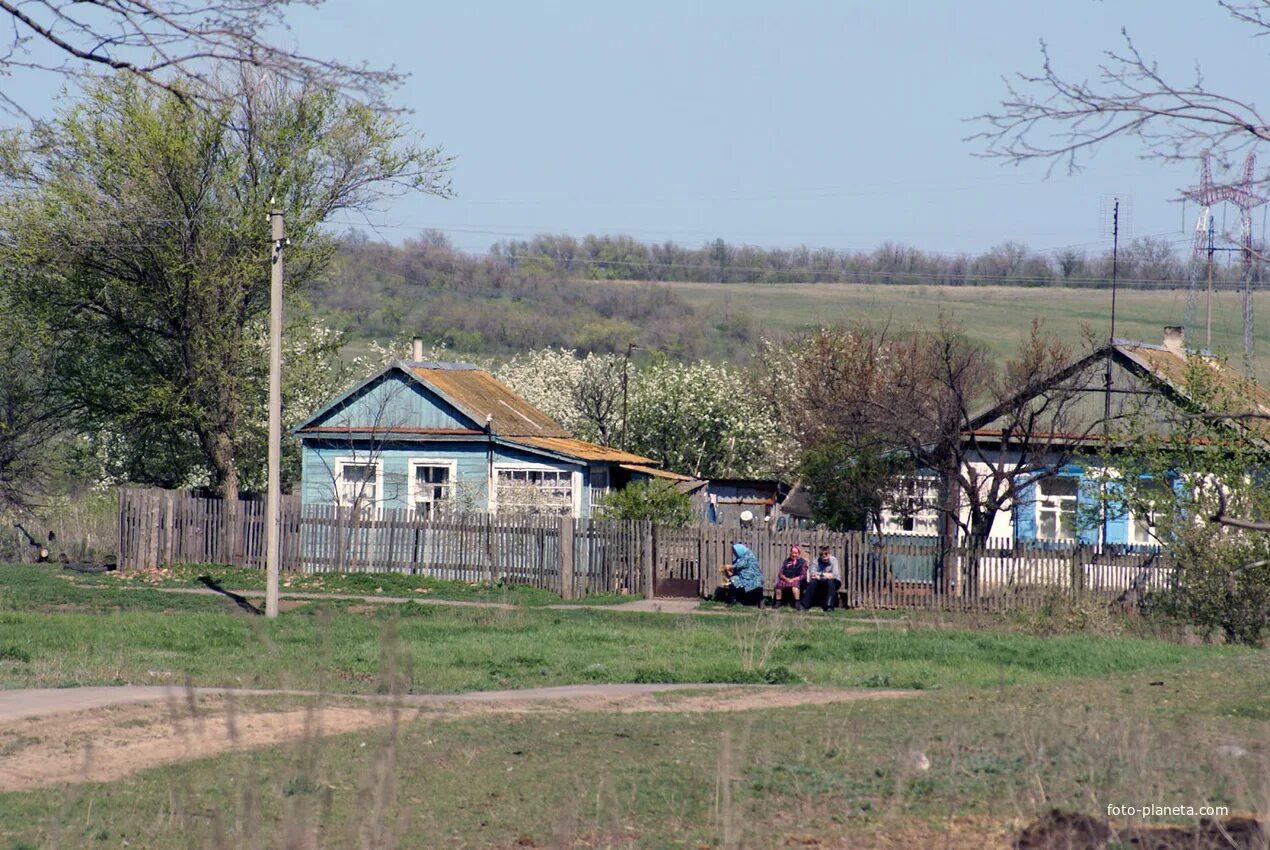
[513,436,655,464]
[1116,342,1270,446]
[618,463,698,482]
[412,366,571,438]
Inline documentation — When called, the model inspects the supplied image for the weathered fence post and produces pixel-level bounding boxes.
[640,520,654,598]
[559,515,576,600]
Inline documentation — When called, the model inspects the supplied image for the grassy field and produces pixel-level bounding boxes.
[615,280,1270,381]
[0,565,1239,695]
[1,658,1266,849]
[55,561,632,607]
[0,560,1265,848]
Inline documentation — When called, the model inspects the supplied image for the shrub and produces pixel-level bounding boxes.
[1151,526,1270,646]
[597,479,693,527]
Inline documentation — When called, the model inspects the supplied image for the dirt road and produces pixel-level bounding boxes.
[0,683,919,791]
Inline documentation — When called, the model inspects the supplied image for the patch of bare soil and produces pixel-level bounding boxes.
[0,685,918,791]
[1014,808,1266,850]
[0,697,404,792]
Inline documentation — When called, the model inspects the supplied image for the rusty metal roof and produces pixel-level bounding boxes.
[618,463,699,482]
[512,436,655,464]
[411,365,571,439]
[1116,342,1270,446]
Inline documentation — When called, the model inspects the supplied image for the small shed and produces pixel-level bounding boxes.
[700,478,791,527]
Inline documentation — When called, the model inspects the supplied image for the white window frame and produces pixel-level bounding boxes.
[491,461,582,516]
[409,458,458,519]
[1128,479,1170,546]
[333,457,384,516]
[588,466,611,512]
[879,476,939,535]
[1036,476,1079,542]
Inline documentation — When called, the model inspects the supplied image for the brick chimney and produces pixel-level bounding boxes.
[1162,326,1185,357]
[412,336,424,361]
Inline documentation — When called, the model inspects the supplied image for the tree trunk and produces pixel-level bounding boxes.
[935,469,961,596]
[209,431,240,502]
[964,514,995,602]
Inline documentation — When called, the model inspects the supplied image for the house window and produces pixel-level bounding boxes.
[496,468,575,515]
[1036,476,1078,541]
[896,478,937,534]
[1130,480,1169,545]
[411,462,454,518]
[589,467,610,510]
[336,460,380,516]
[880,477,937,535]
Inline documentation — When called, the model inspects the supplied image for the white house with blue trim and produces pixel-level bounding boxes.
[294,358,676,519]
[879,327,1270,548]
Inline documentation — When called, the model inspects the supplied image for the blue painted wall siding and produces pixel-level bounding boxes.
[1013,474,1038,541]
[300,438,595,516]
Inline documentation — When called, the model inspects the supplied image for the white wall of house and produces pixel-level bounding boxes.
[876,456,1162,547]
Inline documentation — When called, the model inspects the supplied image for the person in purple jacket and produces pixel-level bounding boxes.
[772,545,808,609]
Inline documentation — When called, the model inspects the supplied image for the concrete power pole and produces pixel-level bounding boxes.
[265,205,285,618]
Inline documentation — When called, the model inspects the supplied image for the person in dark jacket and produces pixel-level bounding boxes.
[802,546,842,611]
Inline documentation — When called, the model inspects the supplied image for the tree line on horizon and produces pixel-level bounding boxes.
[488,231,1263,289]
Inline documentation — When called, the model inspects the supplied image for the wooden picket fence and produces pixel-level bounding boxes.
[118,488,645,598]
[118,488,1178,609]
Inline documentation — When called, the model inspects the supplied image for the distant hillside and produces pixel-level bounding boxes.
[312,234,1268,381]
[629,278,1270,382]
[313,235,757,359]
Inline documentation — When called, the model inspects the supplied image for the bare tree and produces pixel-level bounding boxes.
[0,0,402,117]
[770,318,1100,593]
[970,2,1270,173]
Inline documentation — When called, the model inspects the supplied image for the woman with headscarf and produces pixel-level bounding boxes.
[719,542,764,606]
[773,545,808,609]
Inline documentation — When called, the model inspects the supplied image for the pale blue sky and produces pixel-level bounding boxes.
[14,1,1264,257]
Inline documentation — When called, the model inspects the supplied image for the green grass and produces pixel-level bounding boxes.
[53,561,632,606]
[0,657,1264,849]
[0,565,1246,694]
[0,563,1264,848]
[621,280,1270,382]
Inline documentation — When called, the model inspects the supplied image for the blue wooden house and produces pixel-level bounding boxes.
[294,360,673,518]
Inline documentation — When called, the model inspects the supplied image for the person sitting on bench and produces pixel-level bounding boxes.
[773,545,808,609]
[802,546,841,611]
[718,543,764,606]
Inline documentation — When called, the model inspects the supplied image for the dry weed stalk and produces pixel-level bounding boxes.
[733,610,787,674]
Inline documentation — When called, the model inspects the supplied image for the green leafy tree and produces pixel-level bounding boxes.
[597,479,693,527]
[0,291,60,510]
[798,440,902,532]
[0,72,450,499]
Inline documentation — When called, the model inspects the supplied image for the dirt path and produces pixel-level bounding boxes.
[120,584,909,622]
[0,684,919,791]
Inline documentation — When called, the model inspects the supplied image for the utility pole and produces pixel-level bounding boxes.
[1101,198,1120,550]
[620,342,638,452]
[265,204,285,619]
